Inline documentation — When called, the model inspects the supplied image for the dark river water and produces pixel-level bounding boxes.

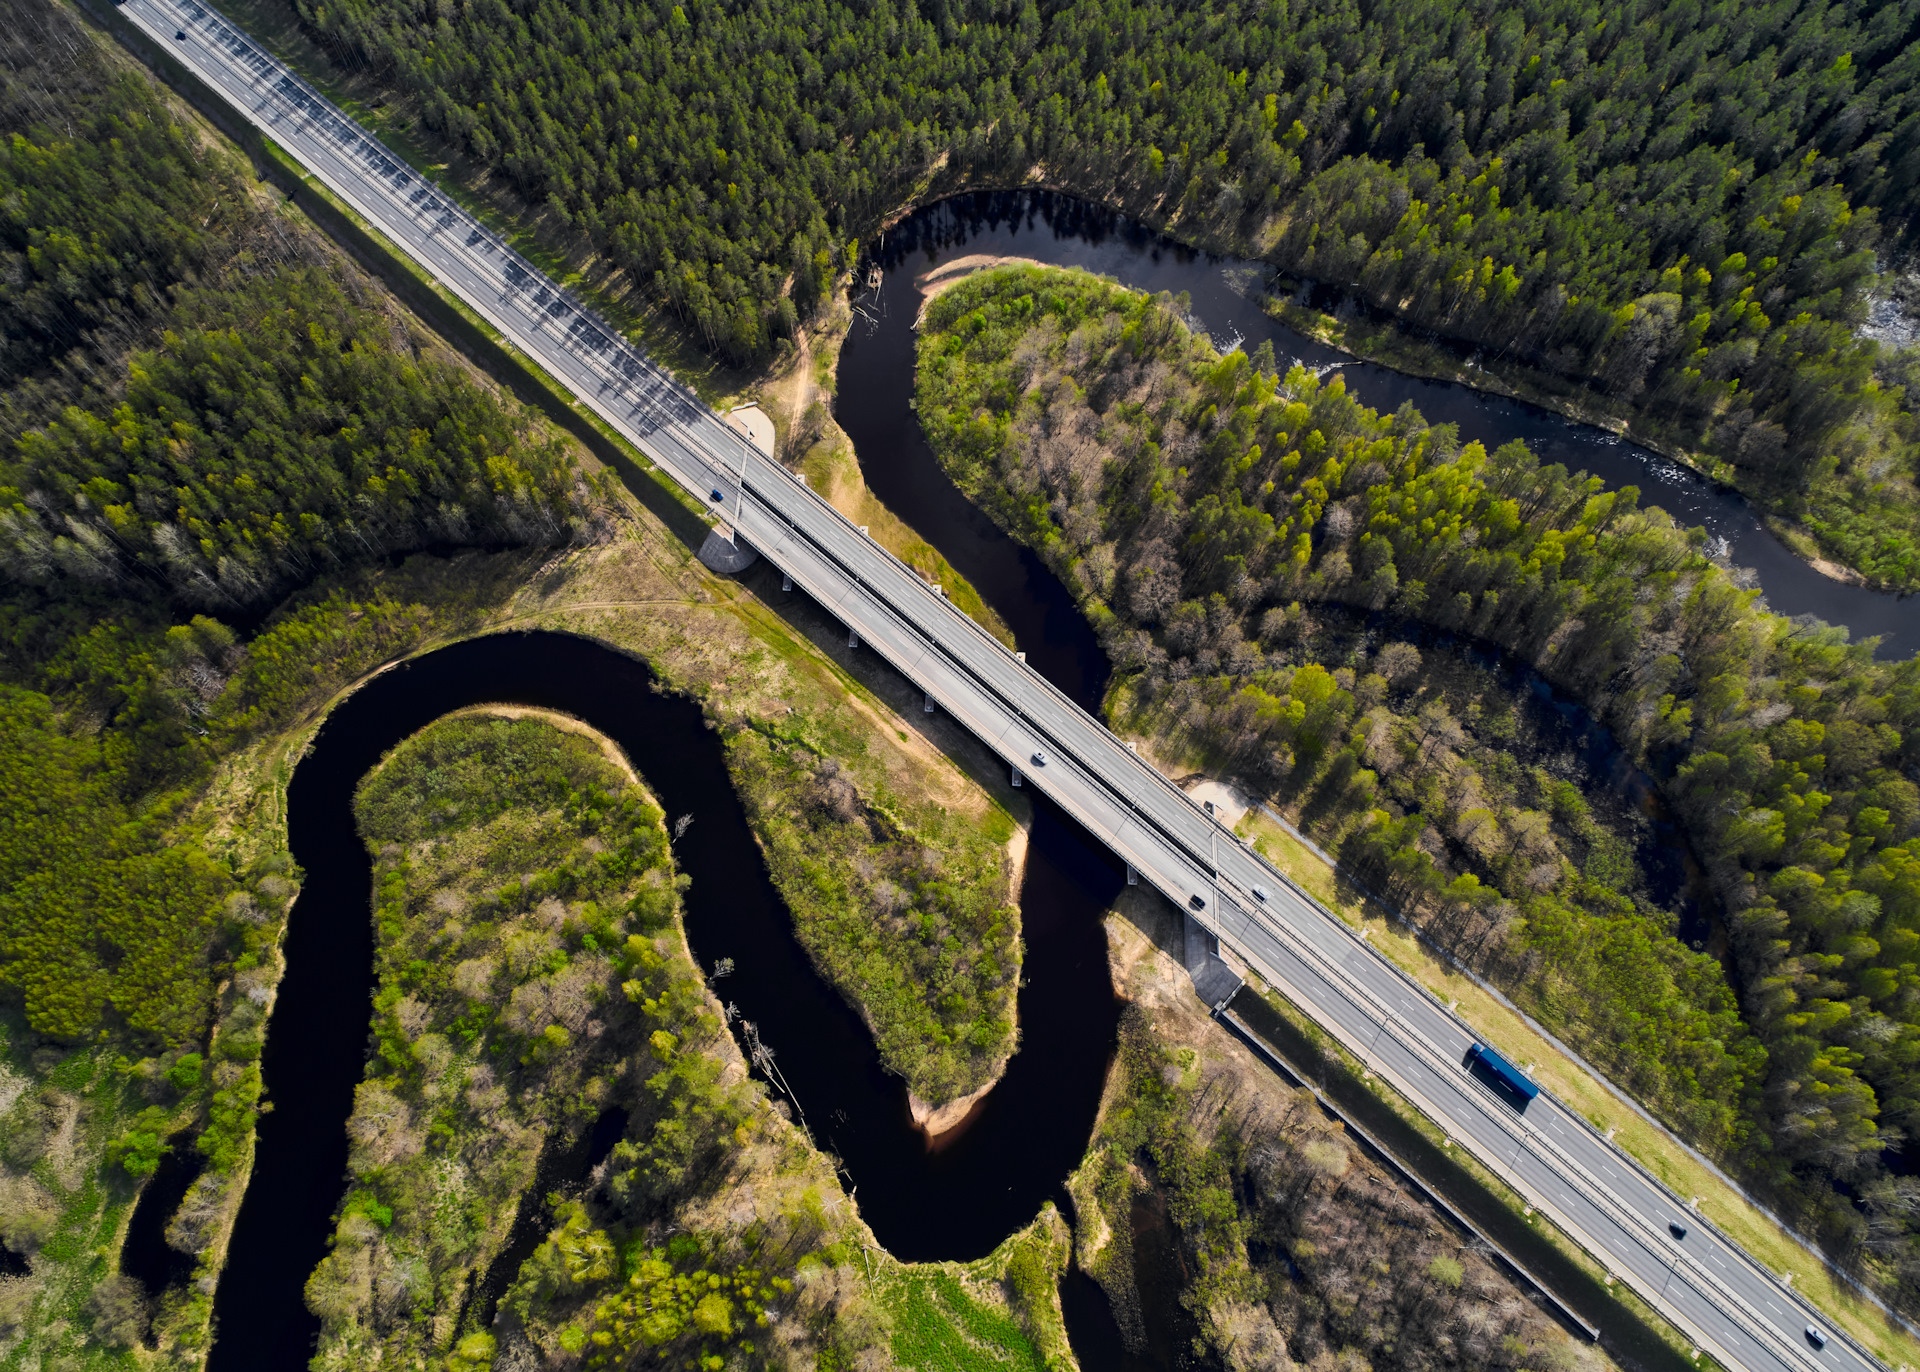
[183,191,1911,1371]
[196,632,1122,1368]
[850,191,1911,657]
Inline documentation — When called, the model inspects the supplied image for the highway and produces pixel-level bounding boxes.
[116,1,1886,1366]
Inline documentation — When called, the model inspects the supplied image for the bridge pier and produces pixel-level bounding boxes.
[696,527,758,574]
[924,693,935,714]
[781,573,791,591]
[1126,864,1139,886]
[1183,912,1244,1008]
[145,6,1812,1356]
[848,629,859,649]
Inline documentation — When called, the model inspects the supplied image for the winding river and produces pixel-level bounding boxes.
[848,191,1912,658]
[180,191,1912,1369]
[196,633,1122,1368]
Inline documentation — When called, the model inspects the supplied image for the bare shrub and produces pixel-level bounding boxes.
[0,1276,36,1333]
[346,1083,422,1171]
[393,995,431,1040]
[85,1273,148,1349]
[808,760,861,824]
[452,958,494,1000]
[0,1174,57,1251]
[1374,641,1423,682]
[166,1172,230,1256]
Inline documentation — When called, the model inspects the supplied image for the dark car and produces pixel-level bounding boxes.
[1669,1221,1687,1240]
[1189,893,1206,911]
[709,488,723,501]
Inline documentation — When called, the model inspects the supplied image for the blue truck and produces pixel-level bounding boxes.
[1468,1043,1540,1103]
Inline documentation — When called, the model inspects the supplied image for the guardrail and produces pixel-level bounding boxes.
[1235,849,1884,1371]
[1205,861,1827,1372]
[1216,1006,1602,1341]
[115,5,1889,1368]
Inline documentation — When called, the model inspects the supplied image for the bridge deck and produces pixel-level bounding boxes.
[113,4,1884,1367]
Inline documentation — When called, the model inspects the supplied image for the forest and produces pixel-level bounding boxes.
[0,0,596,1053]
[293,0,1920,582]
[919,264,1920,1305]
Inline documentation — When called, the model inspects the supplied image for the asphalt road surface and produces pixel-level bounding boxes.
[115,1,1888,1366]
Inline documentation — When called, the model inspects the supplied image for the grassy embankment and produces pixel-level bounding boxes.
[871,1216,1073,1372]
[794,434,1015,651]
[781,301,1017,651]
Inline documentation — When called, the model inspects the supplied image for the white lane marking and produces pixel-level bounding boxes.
[150,13,1859,1370]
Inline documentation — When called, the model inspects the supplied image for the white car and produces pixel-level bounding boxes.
[1805,1325,1827,1350]
[1252,884,1269,901]
[1030,749,1047,766]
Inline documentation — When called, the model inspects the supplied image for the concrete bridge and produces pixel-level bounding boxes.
[117,4,1884,1367]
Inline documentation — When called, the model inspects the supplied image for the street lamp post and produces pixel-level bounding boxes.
[731,430,750,547]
